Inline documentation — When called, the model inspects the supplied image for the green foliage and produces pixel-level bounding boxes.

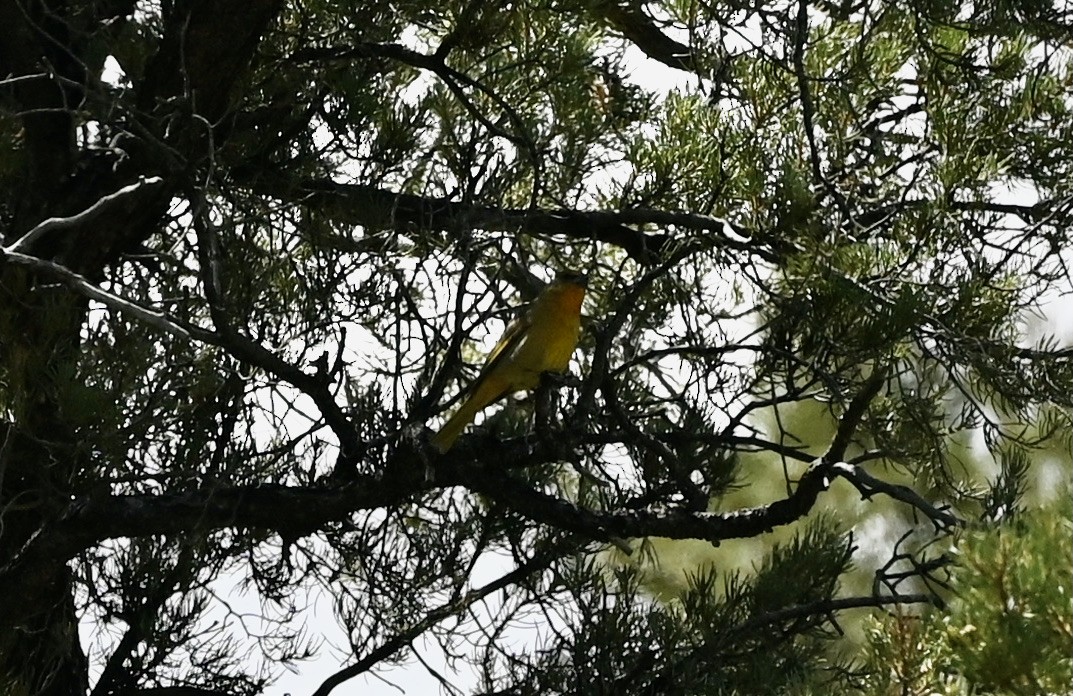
[506,518,856,694]
[1,0,1071,694]
[862,496,1073,695]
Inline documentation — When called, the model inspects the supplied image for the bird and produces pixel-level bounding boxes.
[431,272,588,453]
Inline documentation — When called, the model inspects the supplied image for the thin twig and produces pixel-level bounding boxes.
[310,541,572,696]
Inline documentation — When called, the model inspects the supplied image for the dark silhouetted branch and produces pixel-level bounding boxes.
[599,1,715,76]
[237,176,782,265]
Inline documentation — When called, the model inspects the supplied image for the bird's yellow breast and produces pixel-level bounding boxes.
[508,284,584,380]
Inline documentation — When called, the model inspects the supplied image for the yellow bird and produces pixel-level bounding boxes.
[431,272,588,453]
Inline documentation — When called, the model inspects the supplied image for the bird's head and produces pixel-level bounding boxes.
[539,270,589,314]
[553,270,589,289]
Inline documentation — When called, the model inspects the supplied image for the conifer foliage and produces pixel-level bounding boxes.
[1,1,1070,694]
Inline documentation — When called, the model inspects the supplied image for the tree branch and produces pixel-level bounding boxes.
[598,1,716,76]
[833,462,960,530]
[112,688,235,696]
[2,239,365,469]
[5,177,165,254]
[460,458,840,546]
[91,545,198,696]
[311,539,574,696]
[236,177,784,265]
[0,475,419,627]
[187,189,363,462]
[827,369,887,460]
[137,0,285,122]
[0,421,958,630]
[0,248,213,342]
[290,40,544,206]
[729,592,937,637]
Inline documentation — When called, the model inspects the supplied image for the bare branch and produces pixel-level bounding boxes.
[236,177,785,265]
[91,545,198,696]
[731,592,938,637]
[5,177,165,254]
[458,457,841,545]
[0,248,213,342]
[833,462,960,530]
[598,1,716,76]
[111,688,235,696]
[187,191,362,461]
[310,540,573,696]
[827,369,887,460]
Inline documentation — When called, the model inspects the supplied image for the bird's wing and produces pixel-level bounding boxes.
[468,307,530,391]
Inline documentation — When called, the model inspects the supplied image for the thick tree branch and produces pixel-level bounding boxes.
[2,240,377,459]
[834,462,959,530]
[949,198,1072,224]
[5,206,365,474]
[237,177,782,265]
[112,688,234,696]
[5,177,165,254]
[137,0,284,122]
[0,476,417,627]
[731,593,937,637]
[0,374,955,628]
[0,457,828,625]
[598,1,715,76]
[0,453,958,630]
[462,462,831,544]
[828,369,886,460]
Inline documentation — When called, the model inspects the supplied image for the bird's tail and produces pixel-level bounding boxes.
[431,378,508,453]
[429,398,472,452]
[430,397,482,453]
